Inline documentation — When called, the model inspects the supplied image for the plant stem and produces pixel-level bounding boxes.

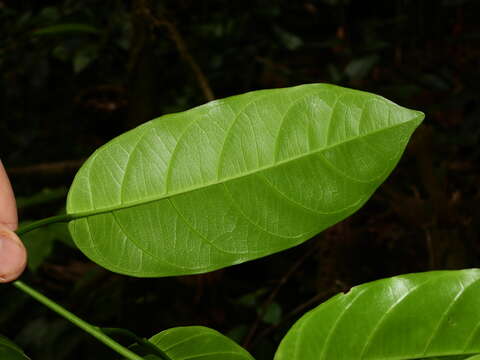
[12,281,144,360]
[16,214,72,235]
[101,328,172,360]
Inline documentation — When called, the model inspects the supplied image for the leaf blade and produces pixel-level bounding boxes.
[0,335,30,360]
[67,84,424,277]
[274,269,480,360]
[148,326,254,360]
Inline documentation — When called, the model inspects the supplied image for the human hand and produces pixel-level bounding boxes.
[0,160,26,282]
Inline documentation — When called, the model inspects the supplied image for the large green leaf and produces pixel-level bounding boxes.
[148,326,254,360]
[0,335,30,360]
[66,83,424,277]
[274,269,480,360]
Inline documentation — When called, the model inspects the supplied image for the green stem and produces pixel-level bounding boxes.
[16,214,72,236]
[12,281,144,360]
[101,328,172,360]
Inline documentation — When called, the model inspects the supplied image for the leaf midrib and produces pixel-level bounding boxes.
[68,114,422,219]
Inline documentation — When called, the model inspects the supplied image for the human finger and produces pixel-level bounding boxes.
[0,160,18,231]
[0,223,27,282]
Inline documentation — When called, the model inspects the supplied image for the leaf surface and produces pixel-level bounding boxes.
[0,335,30,360]
[67,84,424,276]
[148,326,254,360]
[274,269,480,360]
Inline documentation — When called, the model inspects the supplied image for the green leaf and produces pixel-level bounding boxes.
[226,325,248,344]
[32,23,100,36]
[274,26,303,50]
[73,49,96,73]
[99,327,168,359]
[345,54,380,81]
[16,187,68,210]
[274,269,480,360]
[22,227,55,272]
[260,302,282,325]
[148,326,254,360]
[237,288,268,307]
[66,83,424,277]
[21,222,74,272]
[0,335,30,360]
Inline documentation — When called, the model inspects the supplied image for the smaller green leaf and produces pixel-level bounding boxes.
[237,288,268,307]
[149,326,255,360]
[226,325,248,344]
[101,327,167,359]
[52,45,70,62]
[420,73,451,91]
[73,51,93,73]
[21,222,74,272]
[274,26,303,50]
[259,302,282,325]
[73,45,99,73]
[37,7,60,23]
[327,63,343,83]
[0,335,30,360]
[22,227,55,272]
[16,187,67,209]
[275,269,480,360]
[345,54,379,80]
[32,23,100,36]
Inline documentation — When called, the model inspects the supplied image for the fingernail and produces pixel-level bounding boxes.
[0,233,26,282]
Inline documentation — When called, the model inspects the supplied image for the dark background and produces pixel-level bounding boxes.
[1,0,479,359]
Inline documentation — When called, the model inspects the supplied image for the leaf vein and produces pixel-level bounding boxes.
[120,123,153,203]
[257,173,365,216]
[221,183,303,240]
[168,198,241,256]
[319,288,368,360]
[215,93,272,179]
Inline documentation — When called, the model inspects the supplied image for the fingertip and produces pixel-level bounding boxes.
[0,228,27,283]
[0,160,18,231]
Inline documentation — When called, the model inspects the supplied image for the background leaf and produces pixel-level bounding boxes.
[16,187,68,210]
[259,302,282,325]
[21,222,75,272]
[274,269,480,360]
[345,55,380,81]
[148,326,254,360]
[32,23,99,36]
[66,84,424,277]
[21,227,55,272]
[0,335,30,360]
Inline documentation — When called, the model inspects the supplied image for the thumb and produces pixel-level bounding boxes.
[0,224,27,282]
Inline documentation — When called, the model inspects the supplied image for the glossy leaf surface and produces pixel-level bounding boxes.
[275,269,480,360]
[148,326,254,360]
[67,84,424,276]
[0,336,30,360]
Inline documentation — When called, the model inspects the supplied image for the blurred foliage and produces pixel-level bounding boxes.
[1,0,480,359]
